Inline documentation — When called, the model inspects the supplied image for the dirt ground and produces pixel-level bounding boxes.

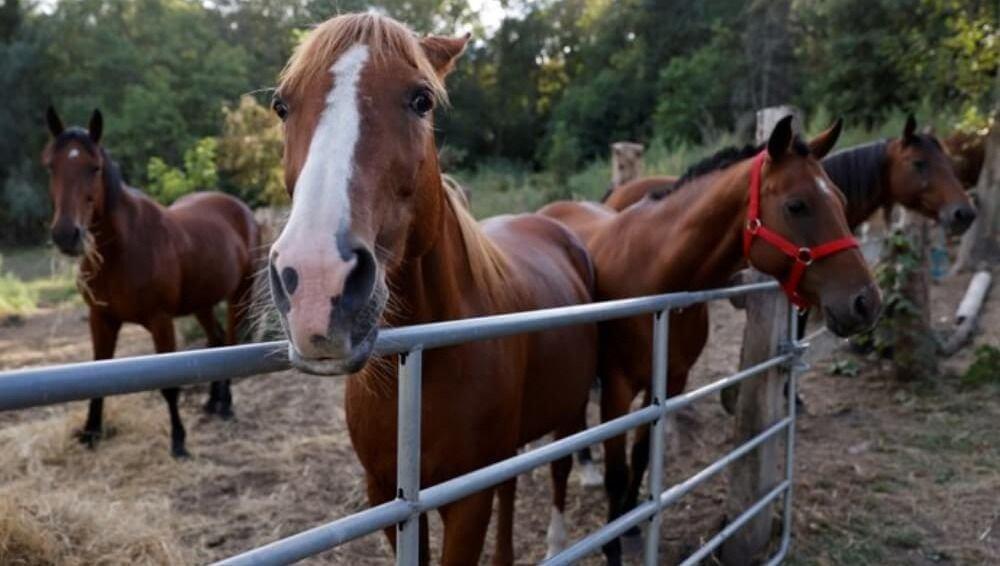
[0,269,997,565]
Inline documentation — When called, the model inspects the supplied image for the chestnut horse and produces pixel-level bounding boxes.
[540,116,881,565]
[266,14,595,564]
[43,108,260,458]
[601,175,678,210]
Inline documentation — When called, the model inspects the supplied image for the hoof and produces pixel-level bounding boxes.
[172,445,191,459]
[203,399,220,415]
[578,461,604,489]
[217,406,235,421]
[621,529,643,556]
[74,429,101,449]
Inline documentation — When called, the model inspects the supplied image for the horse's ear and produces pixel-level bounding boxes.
[88,109,103,143]
[807,117,843,159]
[902,114,917,144]
[420,33,470,77]
[46,106,64,137]
[766,115,795,161]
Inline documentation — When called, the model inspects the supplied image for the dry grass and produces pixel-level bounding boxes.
[0,265,997,565]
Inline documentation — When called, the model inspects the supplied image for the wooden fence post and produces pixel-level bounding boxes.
[610,141,644,188]
[720,106,799,565]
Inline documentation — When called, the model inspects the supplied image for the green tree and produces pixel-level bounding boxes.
[217,95,287,206]
[147,137,218,204]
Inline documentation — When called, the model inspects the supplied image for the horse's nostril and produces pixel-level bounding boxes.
[955,207,976,225]
[341,246,376,313]
[853,293,869,319]
[281,266,299,296]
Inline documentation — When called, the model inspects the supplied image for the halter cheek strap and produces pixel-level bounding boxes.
[743,150,859,309]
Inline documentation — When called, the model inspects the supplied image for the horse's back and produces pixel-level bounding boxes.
[482,213,597,444]
[537,200,614,247]
[603,175,678,211]
[482,213,593,306]
[165,191,260,311]
[169,191,259,250]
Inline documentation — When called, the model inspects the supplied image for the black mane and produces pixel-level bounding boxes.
[821,141,888,220]
[654,137,810,199]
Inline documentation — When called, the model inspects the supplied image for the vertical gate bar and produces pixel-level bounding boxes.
[397,348,423,566]
[644,309,669,566]
[779,305,799,554]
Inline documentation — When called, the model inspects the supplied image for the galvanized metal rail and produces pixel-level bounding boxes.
[0,280,803,565]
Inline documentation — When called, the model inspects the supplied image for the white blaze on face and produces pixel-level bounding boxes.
[68,148,80,159]
[815,175,835,197]
[271,44,370,356]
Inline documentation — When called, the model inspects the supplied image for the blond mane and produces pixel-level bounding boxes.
[279,13,445,101]
[441,177,512,300]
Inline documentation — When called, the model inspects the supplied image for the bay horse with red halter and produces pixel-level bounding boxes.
[42,108,260,458]
[605,116,977,233]
[266,13,596,564]
[540,116,881,565]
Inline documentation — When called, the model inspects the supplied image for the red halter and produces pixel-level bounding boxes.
[743,150,859,309]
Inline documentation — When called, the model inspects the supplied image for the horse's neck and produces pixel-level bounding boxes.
[823,142,890,229]
[87,175,138,267]
[384,186,481,326]
[604,165,748,295]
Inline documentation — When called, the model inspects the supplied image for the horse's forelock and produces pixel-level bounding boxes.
[278,13,445,103]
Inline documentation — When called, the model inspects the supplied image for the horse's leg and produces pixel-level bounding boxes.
[546,443,573,559]
[367,474,430,564]
[600,369,635,566]
[493,478,516,565]
[196,308,232,418]
[77,310,121,448]
[439,488,495,566]
[576,377,603,488]
[217,278,253,417]
[147,315,188,458]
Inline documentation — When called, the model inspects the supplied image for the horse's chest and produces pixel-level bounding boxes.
[345,345,524,485]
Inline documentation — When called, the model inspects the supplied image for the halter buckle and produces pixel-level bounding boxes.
[796,247,814,265]
[746,218,762,234]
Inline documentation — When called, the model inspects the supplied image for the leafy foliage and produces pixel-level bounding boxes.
[0,0,997,244]
[147,138,218,204]
[217,96,287,207]
[962,345,1000,386]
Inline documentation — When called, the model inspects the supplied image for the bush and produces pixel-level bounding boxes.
[963,345,1000,387]
[146,138,218,205]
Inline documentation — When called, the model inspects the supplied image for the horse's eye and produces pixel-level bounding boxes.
[785,199,808,216]
[913,159,928,173]
[409,89,434,117]
[272,97,289,121]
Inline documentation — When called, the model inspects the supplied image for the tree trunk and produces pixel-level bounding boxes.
[953,116,1000,272]
[890,214,938,381]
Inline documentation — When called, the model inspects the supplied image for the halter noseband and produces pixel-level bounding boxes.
[743,150,859,309]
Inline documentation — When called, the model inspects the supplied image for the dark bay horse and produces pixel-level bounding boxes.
[540,116,881,565]
[43,108,260,458]
[943,129,987,188]
[266,14,595,563]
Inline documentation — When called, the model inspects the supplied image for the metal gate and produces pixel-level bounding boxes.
[0,280,803,565]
